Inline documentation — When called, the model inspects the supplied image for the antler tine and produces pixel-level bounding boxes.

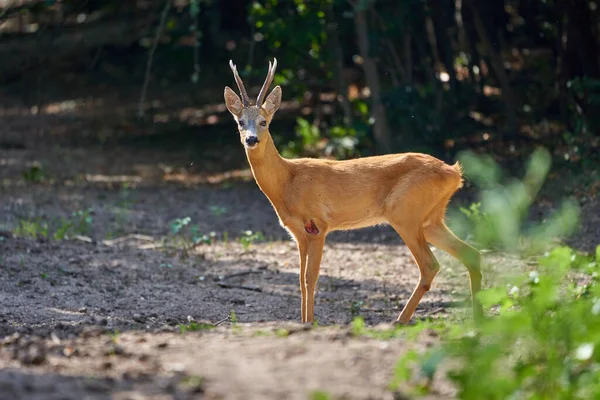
[229,60,250,107]
[256,58,278,106]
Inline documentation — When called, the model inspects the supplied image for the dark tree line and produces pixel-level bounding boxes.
[1,0,599,160]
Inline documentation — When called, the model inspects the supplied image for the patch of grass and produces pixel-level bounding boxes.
[13,208,94,241]
[14,218,49,239]
[178,321,215,334]
[310,390,332,400]
[209,205,227,216]
[109,329,120,344]
[229,310,237,324]
[349,316,424,341]
[167,216,216,257]
[251,329,273,337]
[275,328,289,337]
[22,162,47,183]
[179,375,204,393]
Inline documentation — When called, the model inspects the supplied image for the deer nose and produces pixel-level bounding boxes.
[246,136,259,146]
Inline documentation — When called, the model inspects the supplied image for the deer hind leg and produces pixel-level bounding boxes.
[391,221,441,324]
[425,221,483,323]
[421,185,484,323]
[386,177,454,324]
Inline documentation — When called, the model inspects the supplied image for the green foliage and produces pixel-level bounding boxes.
[282,117,362,159]
[567,77,600,138]
[14,218,49,239]
[250,0,331,86]
[239,230,265,250]
[13,209,93,240]
[350,300,363,317]
[229,310,238,324]
[450,148,580,252]
[179,374,205,392]
[389,147,598,399]
[390,248,600,398]
[443,245,600,399]
[22,163,47,183]
[169,216,214,251]
[209,205,227,216]
[350,316,416,340]
[309,390,332,400]
[178,321,215,333]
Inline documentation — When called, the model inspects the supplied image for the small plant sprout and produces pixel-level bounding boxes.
[239,230,265,250]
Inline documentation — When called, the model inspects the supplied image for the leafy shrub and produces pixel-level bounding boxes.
[449,148,579,253]
[389,147,598,399]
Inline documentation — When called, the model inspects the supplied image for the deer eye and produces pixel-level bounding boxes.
[260,120,267,127]
[238,120,245,127]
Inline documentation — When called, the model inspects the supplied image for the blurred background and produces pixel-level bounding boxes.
[1,0,599,162]
[0,0,599,246]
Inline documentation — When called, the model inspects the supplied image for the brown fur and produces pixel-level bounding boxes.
[224,62,483,324]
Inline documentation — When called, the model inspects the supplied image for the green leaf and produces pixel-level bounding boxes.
[389,349,419,391]
[420,349,445,380]
[477,286,507,309]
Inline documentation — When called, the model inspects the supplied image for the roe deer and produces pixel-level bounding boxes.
[224,59,483,324]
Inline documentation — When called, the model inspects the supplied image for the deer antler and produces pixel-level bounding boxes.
[229,60,250,107]
[257,58,278,106]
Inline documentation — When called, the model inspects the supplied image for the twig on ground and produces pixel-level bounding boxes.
[137,0,172,118]
[217,282,262,292]
[213,316,230,326]
[103,234,155,246]
[72,235,93,243]
[220,270,263,280]
[332,281,360,289]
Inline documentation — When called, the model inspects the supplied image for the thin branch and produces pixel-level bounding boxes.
[103,234,155,246]
[137,0,172,118]
[217,282,262,292]
[213,316,230,326]
[190,0,200,83]
[383,38,407,83]
[220,270,263,280]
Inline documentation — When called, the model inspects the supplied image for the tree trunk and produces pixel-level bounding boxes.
[559,0,600,79]
[430,0,458,91]
[466,0,518,136]
[354,6,393,153]
[328,6,353,127]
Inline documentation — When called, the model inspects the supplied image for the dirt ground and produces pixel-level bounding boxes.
[1,107,599,399]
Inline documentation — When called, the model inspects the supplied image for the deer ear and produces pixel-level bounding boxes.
[224,86,243,116]
[262,86,282,115]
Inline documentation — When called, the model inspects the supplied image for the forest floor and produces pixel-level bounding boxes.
[1,78,599,399]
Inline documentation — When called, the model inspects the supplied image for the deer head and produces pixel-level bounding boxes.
[224,59,282,150]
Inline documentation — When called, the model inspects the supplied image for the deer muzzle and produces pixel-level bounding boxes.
[245,135,259,148]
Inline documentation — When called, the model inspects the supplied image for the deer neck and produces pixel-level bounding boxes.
[245,132,290,202]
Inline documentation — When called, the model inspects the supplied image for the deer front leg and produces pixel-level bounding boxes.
[295,236,309,322]
[305,235,325,323]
